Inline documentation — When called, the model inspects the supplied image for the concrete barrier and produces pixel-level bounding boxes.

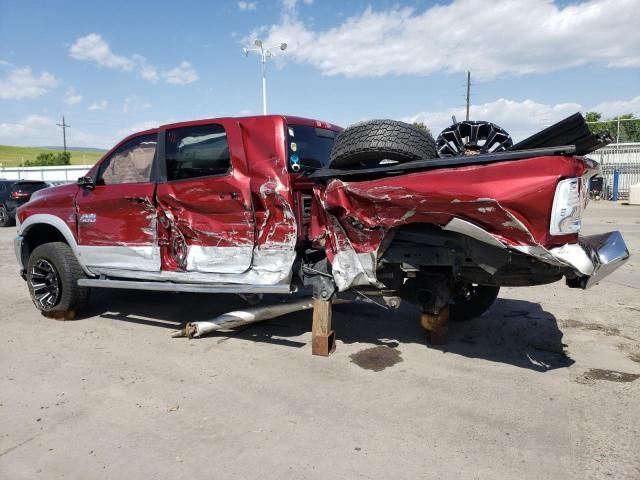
[0,165,93,184]
[629,183,640,205]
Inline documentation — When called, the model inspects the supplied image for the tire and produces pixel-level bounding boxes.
[329,119,437,169]
[0,204,14,227]
[26,242,90,313]
[449,284,500,322]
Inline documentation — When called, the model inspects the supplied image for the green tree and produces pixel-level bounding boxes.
[585,111,601,123]
[25,151,72,167]
[412,121,432,137]
[585,112,640,143]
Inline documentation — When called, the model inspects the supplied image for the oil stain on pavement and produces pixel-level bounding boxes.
[350,346,403,372]
[576,368,640,384]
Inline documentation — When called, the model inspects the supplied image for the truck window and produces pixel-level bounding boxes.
[97,134,157,185]
[287,125,336,171]
[165,124,230,181]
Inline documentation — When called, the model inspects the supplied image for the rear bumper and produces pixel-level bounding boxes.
[549,231,629,289]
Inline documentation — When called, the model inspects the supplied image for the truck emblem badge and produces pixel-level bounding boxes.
[289,154,300,172]
[79,213,96,224]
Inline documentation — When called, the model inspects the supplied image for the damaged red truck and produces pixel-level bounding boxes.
[14,113,629,345]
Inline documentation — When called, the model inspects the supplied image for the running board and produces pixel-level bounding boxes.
[77,278,294,294]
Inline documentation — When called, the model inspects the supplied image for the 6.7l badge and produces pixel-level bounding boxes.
[79,213,96,224]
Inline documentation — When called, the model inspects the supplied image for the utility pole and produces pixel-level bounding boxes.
[465,71,471,121]
[56,116,70,152]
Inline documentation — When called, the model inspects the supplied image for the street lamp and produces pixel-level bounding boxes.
[243,39,287,115]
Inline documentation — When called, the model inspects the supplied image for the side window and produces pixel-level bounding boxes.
[97,134,157,185]
[165,124,230,181]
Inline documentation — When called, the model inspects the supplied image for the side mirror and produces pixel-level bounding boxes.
[77,176,95,190]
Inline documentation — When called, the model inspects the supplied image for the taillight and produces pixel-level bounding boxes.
[549,178,585,235]
[10,191,29,199]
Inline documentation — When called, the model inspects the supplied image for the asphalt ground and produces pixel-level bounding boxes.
[0,201,639,479]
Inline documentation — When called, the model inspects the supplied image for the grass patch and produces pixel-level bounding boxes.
[0,145,104,167]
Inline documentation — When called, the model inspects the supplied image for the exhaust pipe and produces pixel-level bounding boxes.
[172,298,316,338]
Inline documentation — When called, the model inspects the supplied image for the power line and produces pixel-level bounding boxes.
[56,116,70,152]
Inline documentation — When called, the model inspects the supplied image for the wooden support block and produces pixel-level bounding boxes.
[43,310,76,321]
[420,305,449,345]
[311,298,335,356]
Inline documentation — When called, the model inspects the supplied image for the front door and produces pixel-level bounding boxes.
[155,120,254,273]
[75,133,160,271]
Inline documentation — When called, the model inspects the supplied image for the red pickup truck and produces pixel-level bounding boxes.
[14,114,629,338]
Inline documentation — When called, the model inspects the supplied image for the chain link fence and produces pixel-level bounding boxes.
[588,143,640,200]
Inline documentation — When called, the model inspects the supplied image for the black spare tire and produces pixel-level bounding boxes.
[329,119,437,169]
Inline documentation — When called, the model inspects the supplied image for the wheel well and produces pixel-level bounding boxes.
[22,223,69,265]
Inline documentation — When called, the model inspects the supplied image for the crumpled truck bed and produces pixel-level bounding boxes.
[310,153,592,291]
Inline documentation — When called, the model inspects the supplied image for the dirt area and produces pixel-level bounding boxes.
[0,201,638,479]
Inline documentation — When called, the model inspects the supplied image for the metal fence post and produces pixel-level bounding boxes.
[612,170,619,201]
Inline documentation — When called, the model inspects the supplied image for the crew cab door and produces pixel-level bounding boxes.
[155,120,254,273]
[75,133,160,271]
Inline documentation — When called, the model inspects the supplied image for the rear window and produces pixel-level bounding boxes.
[287,125,336,171]
[12,182,48,193]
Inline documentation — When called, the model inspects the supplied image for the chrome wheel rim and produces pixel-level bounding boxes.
[0,207,6,223]
[29,259,61,309]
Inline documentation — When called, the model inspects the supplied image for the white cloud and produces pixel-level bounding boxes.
[64,87,83,105]
[163,61,199,85]
[403,96,640,141]
[88,100,108,111]
[0,67,58,100]
[122,95,152,113]
[0,114,115,148]
[238,1,257,11]
[590,96,640,119]
[259,0,640,80]
[69,33,135,70]
[282,0,311,11]
[69,33,198,85]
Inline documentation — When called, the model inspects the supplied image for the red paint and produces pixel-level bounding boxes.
[18,114,592,282]
[312,155,588,264]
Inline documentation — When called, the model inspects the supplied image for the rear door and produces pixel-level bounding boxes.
[155,120,254,273]
[75,133,160,271]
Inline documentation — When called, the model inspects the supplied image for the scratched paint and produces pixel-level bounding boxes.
[312,155,590,290]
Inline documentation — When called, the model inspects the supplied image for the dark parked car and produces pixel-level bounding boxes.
[0,180,49,227]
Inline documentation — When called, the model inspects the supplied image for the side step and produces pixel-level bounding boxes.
[77,278,293,295]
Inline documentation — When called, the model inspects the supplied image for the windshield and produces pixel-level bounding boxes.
[287,124,336,171]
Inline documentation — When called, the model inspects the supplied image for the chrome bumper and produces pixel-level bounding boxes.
[549,231,630,289]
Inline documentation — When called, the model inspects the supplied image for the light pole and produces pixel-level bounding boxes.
[243,39,287,115]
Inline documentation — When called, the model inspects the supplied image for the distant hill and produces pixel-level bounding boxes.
[0,145,104,167]
[41,146,107,153]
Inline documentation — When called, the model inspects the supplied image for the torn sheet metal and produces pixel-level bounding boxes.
[153,117,298,284]
[313,155,591,290]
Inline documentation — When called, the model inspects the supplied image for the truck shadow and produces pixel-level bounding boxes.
[87,290,574,372]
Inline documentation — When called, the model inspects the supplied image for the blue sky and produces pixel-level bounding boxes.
[1,0,639,149]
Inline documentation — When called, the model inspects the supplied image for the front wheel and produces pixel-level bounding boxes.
[450,284,500,322]
[27,242,90,314]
